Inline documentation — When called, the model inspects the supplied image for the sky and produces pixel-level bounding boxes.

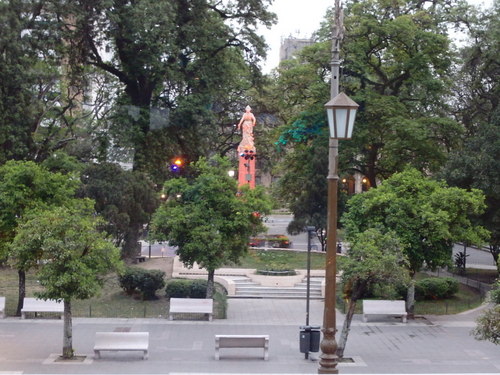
[259,0,494,73]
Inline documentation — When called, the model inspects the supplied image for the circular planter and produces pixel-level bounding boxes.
[256,269,296,276]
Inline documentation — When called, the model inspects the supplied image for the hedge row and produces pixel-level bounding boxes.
[165,279,208,298]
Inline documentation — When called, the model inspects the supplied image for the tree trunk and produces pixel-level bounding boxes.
[336,298,357,358]
[16,270,26,316]
[406,276,416,319]
[62,299,73,359]
[206,269,215,299]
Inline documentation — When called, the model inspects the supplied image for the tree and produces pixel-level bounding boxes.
[342,168,488,315]
[441,119,500,273]
[473,279,500,345]
[0,160,78,315]
[55,0,275,176]
[77,162,159,258]
[442,2,500,273]
[0,0,87,164]
[151,156,272,297]
[274,116,330,249]
[337,228,409,357]
[9,200,122,359]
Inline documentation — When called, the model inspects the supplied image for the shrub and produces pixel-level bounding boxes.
[119,267,166,300]
[415,277,459,300]
[137,269,166,300]
[118,267,144,295]
[189,279,208,298]
[165,279,192,298]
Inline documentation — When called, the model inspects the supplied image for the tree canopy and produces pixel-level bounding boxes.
[77,162,159,258]
[9,200,122,358]
[151,156,272,297]
[342,168,488,314]
[337,228,409,357]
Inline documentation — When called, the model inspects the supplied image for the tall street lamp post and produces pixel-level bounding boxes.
[318,1,358,373]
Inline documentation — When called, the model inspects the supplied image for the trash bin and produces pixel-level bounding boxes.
[299,326,310,353]
[300,326,321,353]
[309,326,321,352]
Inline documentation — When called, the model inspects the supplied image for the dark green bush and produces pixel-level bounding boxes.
[165,279,192,298]
[415,277,459,300]
[189,279,208,298]
[119,267,165,300]
[118,267,144,295]
[137,269,166,300]
[165,279,210,298]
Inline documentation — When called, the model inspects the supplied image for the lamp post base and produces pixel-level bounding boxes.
[318,328,339,373]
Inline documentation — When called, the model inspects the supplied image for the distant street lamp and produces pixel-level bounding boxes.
[319,1,358,373]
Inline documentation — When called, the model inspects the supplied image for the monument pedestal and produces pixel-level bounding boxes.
[238,156,256,189]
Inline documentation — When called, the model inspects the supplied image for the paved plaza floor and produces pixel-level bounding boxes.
[0,298,498,375]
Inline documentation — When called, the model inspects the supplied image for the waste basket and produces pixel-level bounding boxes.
[309,326,321,352]
[300,326,321,353]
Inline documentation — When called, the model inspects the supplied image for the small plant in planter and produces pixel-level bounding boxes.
[256,251,296,276]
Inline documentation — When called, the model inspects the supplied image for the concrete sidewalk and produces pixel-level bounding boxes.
[0,298,499,374]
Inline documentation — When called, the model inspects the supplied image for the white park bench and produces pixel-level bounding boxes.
[215,335,269,360]
[0,297,5,318]
[94,332,149,360]
[362,300,407,323]
[168,298,213,321]
[21,298,63,319]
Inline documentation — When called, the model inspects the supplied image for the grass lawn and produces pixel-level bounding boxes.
[225,249,327,270]
[456,268,498,284]
[0,260,487,318]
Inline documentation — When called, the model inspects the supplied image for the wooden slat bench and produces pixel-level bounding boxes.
[168,298,213,321]
[215,335,269,360]
[21,298,63,319]
[94,332,149,360]
[0,297,5,318]
[362,300,407,323]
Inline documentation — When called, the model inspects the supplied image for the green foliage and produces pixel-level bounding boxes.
[0,160,79,260]
[342,168,488,274]
[256,251,294,273]
[119,267,165,300]
[165,280,192,299]
[9,200,123,302]
[151,156,272,274]
[441,119,500,272]
[189,279,209,299]
[118,268,146,295]
[340,228,409,301]
[473,305,500,345]
[415,277,459,301]
[78,163,159,258]
[165,279,208,299]
[491,280,500,305]
[62,0,276,174]
[136,269,166,300]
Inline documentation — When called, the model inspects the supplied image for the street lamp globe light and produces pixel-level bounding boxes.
[325,92,359,139]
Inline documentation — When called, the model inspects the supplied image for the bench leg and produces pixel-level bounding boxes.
[402,315,407,323]
[362,314,368,323]
[208,313,212,322]
[143,350,148,360]
[94,350,101,359]
[215,347,220,360]
[168,314,174,321]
